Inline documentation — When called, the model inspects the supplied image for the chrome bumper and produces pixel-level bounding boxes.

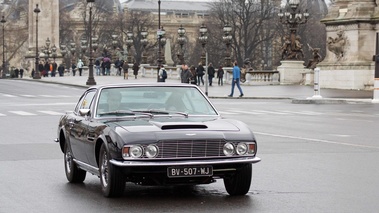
[110,156,261,167]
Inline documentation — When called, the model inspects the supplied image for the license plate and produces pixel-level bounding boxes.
[167,165,213,178]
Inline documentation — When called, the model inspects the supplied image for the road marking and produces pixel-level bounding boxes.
[39,95,55,98]
[38,111,65,115]
[255,131,379,150]
[218,111,238,115]
[251,110,288,115]
[2,94,17,97]
[278,110,323,115]
[0,113,5,116]
[8,111,37,116]
[232,110,264,115]
[20,95,37,97]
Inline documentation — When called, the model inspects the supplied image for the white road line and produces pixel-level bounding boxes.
[20,95,37,97]
[251,110,289,115]
[255,131,379,150]
[8,111,37,116]
[39,95,55,98]
[2,94,17,97]
[0,113,5,116]
[218,111,239,115]
[232,110,264,115]
[279,110,323,115]
[38,111,65,115]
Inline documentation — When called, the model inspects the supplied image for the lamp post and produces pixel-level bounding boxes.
[278,0,309,60]
[141,29,148,64]
[86,0,96,85]
[70,41,76,69]
[199,23,208,66]
[1,15,6,78]
[60,44,67,66]
[160,27,166,64]
[157,0,162,82]
[177,25,186,65]
[126,30,133,64]
[33,4,41,79]
[222,23,232,67]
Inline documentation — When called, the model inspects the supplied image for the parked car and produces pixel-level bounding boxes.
[55,83,260,197]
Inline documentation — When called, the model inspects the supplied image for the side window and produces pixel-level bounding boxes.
[74,91,96,114]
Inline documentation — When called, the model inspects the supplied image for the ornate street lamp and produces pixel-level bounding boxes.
[177,25,186,65]
[222,23,232,67]
[126,30,133,64]
[157,0,162,82]
[141,29,148,64]
[60,44,67,67]
[1,15,6,78]
[86,0,96,85]
[160,27,166,64]
[70,41,76,67]
[111,33,118,64]
[278,0,309,60]
[199,23,208,66]
[42,37,52,61]
[33,4,41,79]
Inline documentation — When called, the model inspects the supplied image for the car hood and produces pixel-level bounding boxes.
[109,117,240,133]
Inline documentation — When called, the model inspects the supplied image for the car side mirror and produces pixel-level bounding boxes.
[79,109,91,117]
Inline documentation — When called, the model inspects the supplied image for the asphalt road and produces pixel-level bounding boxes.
[1,80,379,213]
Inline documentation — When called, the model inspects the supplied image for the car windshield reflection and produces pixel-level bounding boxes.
[95,86,218,118]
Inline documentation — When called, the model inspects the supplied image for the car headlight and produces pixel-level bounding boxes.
[129,145,143,158]
[145,145,159,158]
[223,142,235,156]
[236,143,248,155]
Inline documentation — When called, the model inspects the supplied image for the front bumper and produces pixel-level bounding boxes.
[110,156,261,167]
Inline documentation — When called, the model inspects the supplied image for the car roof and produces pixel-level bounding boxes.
[88,83,198,90]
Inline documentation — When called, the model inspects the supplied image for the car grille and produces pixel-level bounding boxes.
[156,140,225,159]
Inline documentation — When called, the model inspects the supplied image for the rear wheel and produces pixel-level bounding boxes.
[223,164,252,196]
[99,144,125,197]
[64,143,86,183]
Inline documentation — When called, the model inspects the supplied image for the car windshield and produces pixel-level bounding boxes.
[95,86,218,118]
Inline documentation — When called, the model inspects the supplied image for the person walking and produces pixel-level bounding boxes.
[51,61,57,77]
[122,61,129,79]
[58,63,65,77]
[208,63,215,86]
[228,61,244,97]
[71,63,77,76]
[19,68,24,78]
[189,65,197,85]
[95,59,101,76]
[77,59,84,76]
[196,62,205,86]
[217,66,224,86]
[132,62,139,79]
[38,61,44,77]
[158,64,167,82]
[44,61,50,77]
[180,64,191,84]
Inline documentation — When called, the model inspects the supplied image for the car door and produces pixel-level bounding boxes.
[69,90,96,163]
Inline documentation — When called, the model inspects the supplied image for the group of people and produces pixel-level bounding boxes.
[94,58,140,80]
[159,61,243,97]
[31,60,65,78]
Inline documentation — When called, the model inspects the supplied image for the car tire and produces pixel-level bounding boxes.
[64,143,86,183]
[99,144,125,197]
[223,163,252,196]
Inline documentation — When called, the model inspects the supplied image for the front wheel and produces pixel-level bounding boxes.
[64,143,86,183]
[99,144,125,197]
[223,164,252,196]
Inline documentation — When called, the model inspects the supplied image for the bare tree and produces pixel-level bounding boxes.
[207,0,279,68]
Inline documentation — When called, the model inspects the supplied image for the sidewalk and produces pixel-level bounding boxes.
[16,75,375,104]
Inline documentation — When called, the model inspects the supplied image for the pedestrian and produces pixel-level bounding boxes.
[95,59,101,75]
[180,64,191,84]
[14,68,19,78]
[132,62,139,79]
[189,65,197,85]
[217,66,224,86]
[101,60,105,75]
[105,60,111,75]
[38,61,44,77]
[51,61,57,77]
[44,61,50,77]
[77,59,84,76]
[31,68,35,78]
[122,61,129,79]
[196,62,205,85]
[58,64,65,77]
[208,63,215,86]
[158,64,167,82]
[71,63,77,76]
[19,68,24,78]
[228,61,244,97]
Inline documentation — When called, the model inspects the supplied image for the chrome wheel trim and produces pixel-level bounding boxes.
[65,149,72,174]
[101,151,109,188]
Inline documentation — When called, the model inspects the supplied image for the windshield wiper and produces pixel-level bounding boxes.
[99,110,154,118]
[133,110,169,115]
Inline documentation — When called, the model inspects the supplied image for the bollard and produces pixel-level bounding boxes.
[311,67,322,99]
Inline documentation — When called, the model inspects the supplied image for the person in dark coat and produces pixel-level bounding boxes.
[207,63,215,86]
[38,61,44,77]
[180,64,191,84]
[19,68,24,78]
[189,65,197,85]
[196,62,205,86]
[44,61,50,77]
[122,61,129,79]
[71,63,77,76]
[58,64,65,77]
[51,61,57,77]
[217,66,224,86]
[132,62,139,79]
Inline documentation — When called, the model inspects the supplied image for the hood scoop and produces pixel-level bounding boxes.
[150,121,208,130]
